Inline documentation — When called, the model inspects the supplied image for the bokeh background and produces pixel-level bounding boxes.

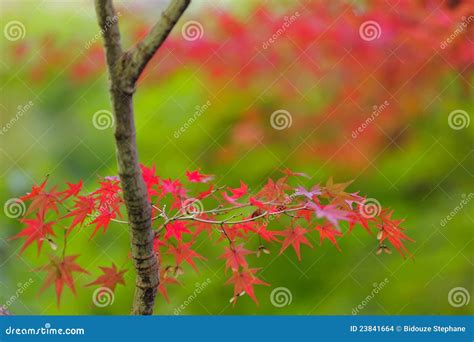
[0,0,472,315]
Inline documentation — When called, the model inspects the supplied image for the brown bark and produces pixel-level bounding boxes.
[94,0,190,315]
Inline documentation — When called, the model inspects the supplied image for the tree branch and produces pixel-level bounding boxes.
[123,0,191,88]
[94,0,190,315]
[94,0,122,67]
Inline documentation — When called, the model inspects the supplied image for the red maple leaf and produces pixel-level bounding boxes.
[249,197,266,210]
[167,241,207,272]
[164,221,191,241]
[21,179,60,217]
[256,178,290,202]
[315,223,343,251]
[62,196,96,234]
[86,263,127,292]
[162,179,185,196]
[377,210,414,258]
[277,226,313,261]
[59,180,83,201]
[11,214,55,254]
[92,178,121,208]
[39,255,89,306]
[20,179,48,202]
[89,210,116,239]
[348,209,373,234]
[219,244,253,272]
[222,181,248,204]
[225,268,269,305]
[141,164,161,197]
[254,224,280,243]
[186,169,214,183]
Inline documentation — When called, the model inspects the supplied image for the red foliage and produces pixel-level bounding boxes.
[12,166,413,306]
[86,264,127,292]
[38,255,89,306]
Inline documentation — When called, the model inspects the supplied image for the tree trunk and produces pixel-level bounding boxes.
[95,0,190,315]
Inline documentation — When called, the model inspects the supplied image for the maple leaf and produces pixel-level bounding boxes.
[315,223,343,251]
[294,185,322,200]
[321,177,354,204]
[233,222,256,234]
[217,225,246,241]
[296,209,313,223]
[249,197,266,209]
[167,241,207,272]
[62,196,96,234]
[92,178,121,208]
[307,202,349,229]
[86,263,127,292]
[257,178,290,202]
[162,179,185,197]
[39,255,89,306]
[222,181,248,204]
[10,214,55,254]
[186,169,214,183]
[225,268,270,305]
[277,226,313,261]
[219,244,253,272]
[59,180,83,201]
[254,224,280,243]
[21,179,60,217]
[164,221,191,241]
[348,209,373,234]
[141,164,161,197]
[20,179,48,202]
[377,210,414,258]
[89,210,116,239]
